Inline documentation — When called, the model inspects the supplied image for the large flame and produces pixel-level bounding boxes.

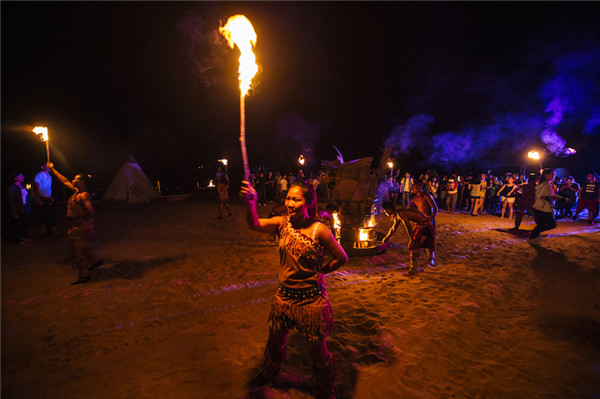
[332,212,341,239]
[33,126,48,142]
[367,215,375,227]
[528,151,540,160]
[219,15,258,97]
[359,228,369,242]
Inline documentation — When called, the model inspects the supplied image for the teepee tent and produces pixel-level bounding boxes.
[103,154,160,203]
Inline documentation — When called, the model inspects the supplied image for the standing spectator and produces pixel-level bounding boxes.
[430,176,440,204]
[266,171,276,203]
[216,165,232,219]
[280,173,288,200]
[257,171,267,206]
[555,177,579,219]
[439,175,448,210]
[32,164,60,236]
[469,175,482,216]
[459,173,473,211]
[498,177,518,219]
[472,173,487,215]
[274,171,282,200]
[485,175,501,215]
[445,175,459,213]
[7,171,31,245]
[399,172,413,208]
[572,172,600,223]
[529,169,559,240]
[388,176,400,206]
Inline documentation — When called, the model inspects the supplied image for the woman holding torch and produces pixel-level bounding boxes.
[47,163,101,284]
[241,179,348,398]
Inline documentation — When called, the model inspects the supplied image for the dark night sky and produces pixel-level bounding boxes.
[2,1,600,191]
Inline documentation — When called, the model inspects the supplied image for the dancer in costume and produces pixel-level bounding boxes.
[241,179,348,399]
[47,163,101,284]
[381,201,435,275]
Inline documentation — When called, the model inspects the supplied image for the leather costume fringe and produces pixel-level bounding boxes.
[268,295,334,338]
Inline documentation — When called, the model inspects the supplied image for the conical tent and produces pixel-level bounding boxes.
[102,155,160,203]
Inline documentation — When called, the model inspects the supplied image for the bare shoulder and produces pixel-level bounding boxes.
[316,221,335,240]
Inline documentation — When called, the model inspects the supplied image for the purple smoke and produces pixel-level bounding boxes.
[275,113,321,168]
[384,114,434,156]
[539,48,600,155]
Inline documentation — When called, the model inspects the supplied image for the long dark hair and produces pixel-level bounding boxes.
[76,173,95,196]
[289,179,317,219]
[539,168,554,184]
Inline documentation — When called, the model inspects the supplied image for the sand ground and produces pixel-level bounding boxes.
[2,197,600,398]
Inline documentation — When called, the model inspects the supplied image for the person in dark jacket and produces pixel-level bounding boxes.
[7,171,31,244]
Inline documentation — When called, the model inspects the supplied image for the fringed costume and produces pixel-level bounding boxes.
[408,220,435,271]
[269,215,334,339]
[67,192,95,280]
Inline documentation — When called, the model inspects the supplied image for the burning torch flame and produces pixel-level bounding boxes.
[33,126,48,142]
[219,158,228,166]
[564,147,577,156]
[298,155,305,166]
[219,15,258,97]
[528,151,540,160]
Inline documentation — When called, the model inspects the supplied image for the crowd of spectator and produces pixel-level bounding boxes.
[381,169,600,222]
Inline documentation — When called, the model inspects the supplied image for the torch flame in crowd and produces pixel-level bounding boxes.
[219,15,258,97]
[564,147,577,156]
[528,151,541,160]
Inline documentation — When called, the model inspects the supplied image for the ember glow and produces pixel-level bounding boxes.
[219,15,258,97]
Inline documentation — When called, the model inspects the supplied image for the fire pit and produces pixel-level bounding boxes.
[321,147,393,256]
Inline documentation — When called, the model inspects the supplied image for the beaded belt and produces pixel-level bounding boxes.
[277,284,325,299]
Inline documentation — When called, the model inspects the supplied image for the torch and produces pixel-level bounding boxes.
[219,15,258,182]
[298,155,305,167]
[33,126,50,162]
[387,160,394,179]
[528,150,542,172]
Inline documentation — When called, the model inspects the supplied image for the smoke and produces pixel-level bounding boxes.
[176,6,227,88]
[384,114,434,156]
[539,48,600,155]
[383,30,599,168]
